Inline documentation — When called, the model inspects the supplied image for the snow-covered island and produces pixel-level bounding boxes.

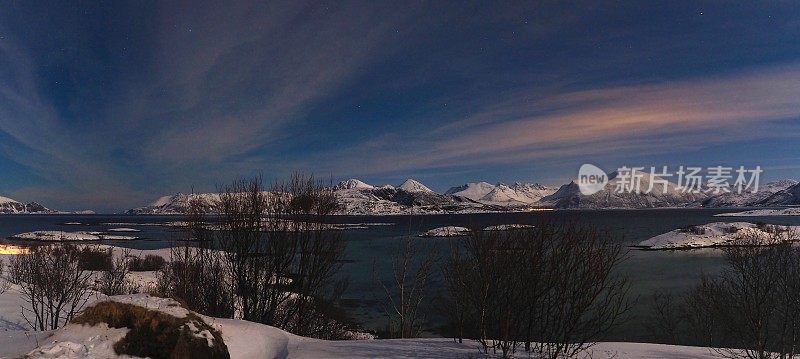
[635,222,800,250]
[419,226,471,237]
[9,231,138,241]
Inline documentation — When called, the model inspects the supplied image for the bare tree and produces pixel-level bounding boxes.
[681,233,800,359]
[644,291,682,344]
[441,224,630,359]
[0,258,9,294]
[159,173,352,338]
[156,196,234,318]
[9,245,93,330]
[374,235,437,338]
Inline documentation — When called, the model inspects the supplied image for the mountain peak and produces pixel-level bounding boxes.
[335,179,374,191]
[398,179,434,193]
[445,182,495,200]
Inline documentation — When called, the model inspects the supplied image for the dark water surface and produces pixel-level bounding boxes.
[2,210,799,342]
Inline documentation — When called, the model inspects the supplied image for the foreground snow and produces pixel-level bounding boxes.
[716,208,800,217]
[636,222,800,250]
[0,292,727,359]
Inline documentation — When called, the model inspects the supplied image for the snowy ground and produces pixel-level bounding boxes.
[0,292,730,358]
[716,208,800,217]
[636,222,800,250]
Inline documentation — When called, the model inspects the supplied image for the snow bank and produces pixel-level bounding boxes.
[25,323,129,359]
[419,226,470,237]
[636,222,800,250]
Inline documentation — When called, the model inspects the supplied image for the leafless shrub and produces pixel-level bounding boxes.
[129,254,167,272]
[442,224,630,359]
[374,236,437,338]
[97,248,140,295]
[9,244,93,330]
[75,245,113,271]
[643,291,682,344]
[155,243,235,319]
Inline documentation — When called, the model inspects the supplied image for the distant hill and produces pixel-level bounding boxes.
[0,196,56,214]
[125,193,222,214]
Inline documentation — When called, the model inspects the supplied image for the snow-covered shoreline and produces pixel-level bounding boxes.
[716,208,800,217]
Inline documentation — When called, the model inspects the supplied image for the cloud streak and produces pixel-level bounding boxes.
[321,63,800,175]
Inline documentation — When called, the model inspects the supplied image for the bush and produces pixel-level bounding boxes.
[130,255,167,272]
[155,246,235,319]
[75,246,113,271]
[679,225,706,235]
[73,301,229,359]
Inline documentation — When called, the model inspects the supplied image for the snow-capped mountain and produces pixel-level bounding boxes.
[757,181,800,206]
[0,196,55,214]
[702,179,798,207]
[397,179,434,193]
[126,193,222,214]
[334,178,492,215]
[446,182,496,200]
[540,171,707,209]
[446,182,555,207]
[334,179,375,191]
[128,176,800,215]
[482,183,555,206]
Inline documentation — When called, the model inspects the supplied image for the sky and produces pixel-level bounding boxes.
[1,1,800,212]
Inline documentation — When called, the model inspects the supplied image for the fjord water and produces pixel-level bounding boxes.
[2,210,799,342]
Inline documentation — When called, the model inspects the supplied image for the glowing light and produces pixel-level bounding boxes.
[0,244,30,255]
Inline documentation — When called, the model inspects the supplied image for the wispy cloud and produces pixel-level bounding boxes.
[320,63,800,175]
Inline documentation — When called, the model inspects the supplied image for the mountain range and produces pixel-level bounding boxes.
[0,173,784,215]
[123,173,800,215]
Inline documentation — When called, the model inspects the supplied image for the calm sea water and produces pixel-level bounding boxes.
[2,210,799,342]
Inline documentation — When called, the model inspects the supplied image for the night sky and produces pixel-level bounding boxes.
[1,1,799,211]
